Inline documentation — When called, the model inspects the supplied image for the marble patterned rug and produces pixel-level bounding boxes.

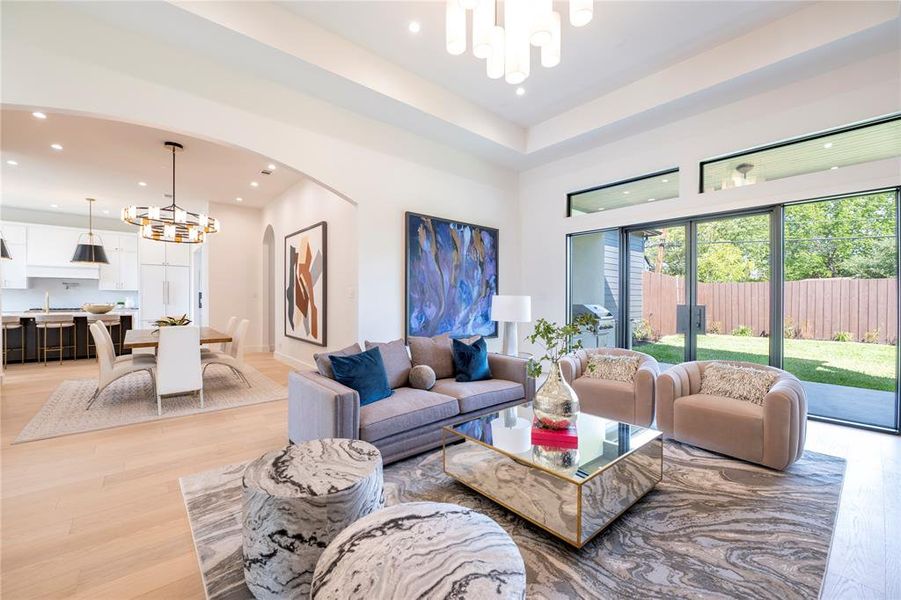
[180,442,844,600]
[16,365,287,443]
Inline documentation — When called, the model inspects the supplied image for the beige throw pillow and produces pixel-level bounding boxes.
[699,362,777,406]
[408,334,478,380]
[586,353,640,383]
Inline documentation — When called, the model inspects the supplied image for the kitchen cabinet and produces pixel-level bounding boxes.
[1,224,27,289]
[98,233,139,291]
[139,237,191,266]
[23,223,99,279]
[140,264,191,325]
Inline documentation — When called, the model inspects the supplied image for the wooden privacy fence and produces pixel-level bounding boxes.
[640,271,897,344]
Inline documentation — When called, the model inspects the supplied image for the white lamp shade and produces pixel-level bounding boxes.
[486,25,505,79]
[446,0,467,55]
[541,11,561,68]
[569,0,593,27]
[490,295,532,323]
[472,0,494,58]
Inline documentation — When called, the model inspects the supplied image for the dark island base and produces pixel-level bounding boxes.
[3,315,135,363]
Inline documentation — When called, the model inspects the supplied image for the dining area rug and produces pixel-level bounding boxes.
[180,441,845,600]
[15,365,287,443]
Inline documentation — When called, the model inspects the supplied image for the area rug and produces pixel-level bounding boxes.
[180,442,845,600]
[15,365,287,443]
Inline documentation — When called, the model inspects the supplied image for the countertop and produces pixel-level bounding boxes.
[2,309,140,318]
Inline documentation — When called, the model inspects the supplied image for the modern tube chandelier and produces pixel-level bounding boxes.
[446,0,593,84]
[121,141,220,244]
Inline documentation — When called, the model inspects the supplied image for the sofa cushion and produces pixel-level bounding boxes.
[700,362,776,405]
[409,365,437,390]
[409,334,478,380]
[674,394,764,464]
[330,347,393,406]
[431,378,523,413]
[359,387,459,442]
[452,337,491,382]
[314,343,362,379]
[586,353,640,383]
[364,339,412,389]
[572,378,636,424]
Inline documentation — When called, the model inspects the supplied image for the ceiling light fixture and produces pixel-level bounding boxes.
[447,0,589,85]
[50,143,63,151]
[823,142,833,149]
[515,87,525,96]
[236,197,244,202]
[408,21,421,34]
[623,190,630,195]
[647,198,656,202]
[830,166,839,170]
[32,111,48,119]
[6,160,18,166]
[250,181,259,187]
[122,141,220,244]
[267,163,277,170]
[138,181,147,187]
[661,179,669,183]
[50,204,59,208]
[71,198,109,264]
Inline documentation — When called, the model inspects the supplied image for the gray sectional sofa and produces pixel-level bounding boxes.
[288,335,534,464]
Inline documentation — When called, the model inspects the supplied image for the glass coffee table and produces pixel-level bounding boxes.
[443,404,662,548]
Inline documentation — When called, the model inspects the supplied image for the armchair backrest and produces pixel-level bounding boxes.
[571,347,654,379]
[156,326,202,396]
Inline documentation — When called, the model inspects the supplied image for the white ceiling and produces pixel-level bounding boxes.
[283,1,807,126]
[0,109,304,216]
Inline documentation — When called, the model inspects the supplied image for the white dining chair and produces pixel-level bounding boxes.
[202,316,238,355]
[86,322,156,410]
[156,326,203,415]
[94,320,156,366]
[202,318,251,388]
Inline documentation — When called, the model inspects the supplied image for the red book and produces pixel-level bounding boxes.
[531,425,579,449]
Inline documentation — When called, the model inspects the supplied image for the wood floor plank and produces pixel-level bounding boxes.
[2,354,898,599]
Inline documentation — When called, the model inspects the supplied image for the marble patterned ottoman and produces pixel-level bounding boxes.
[242,439,383,600]
[311,501,526,599]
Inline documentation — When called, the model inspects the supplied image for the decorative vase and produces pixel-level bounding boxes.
[533,361,580,430]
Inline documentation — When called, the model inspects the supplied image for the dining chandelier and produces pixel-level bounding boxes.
[446,0,593,84]
[121,141,220,244]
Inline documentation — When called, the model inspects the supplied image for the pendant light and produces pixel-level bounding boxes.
[122,141,219,243]
[71,198,109,264]
[1,237,11,260]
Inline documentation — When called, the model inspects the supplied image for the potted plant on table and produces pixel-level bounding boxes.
[151,314,192,334]
[526,313,599,430]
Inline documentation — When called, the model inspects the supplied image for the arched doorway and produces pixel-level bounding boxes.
[262,225,276,352]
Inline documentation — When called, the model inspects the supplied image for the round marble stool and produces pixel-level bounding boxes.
[311,501,526,600]
[242,439,383,600]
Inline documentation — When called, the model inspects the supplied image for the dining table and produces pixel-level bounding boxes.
[123,327,232,350]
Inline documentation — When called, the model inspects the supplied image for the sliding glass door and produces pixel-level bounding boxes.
[783,192,898,429]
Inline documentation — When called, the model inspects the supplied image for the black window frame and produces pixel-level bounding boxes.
[566,167,679,217]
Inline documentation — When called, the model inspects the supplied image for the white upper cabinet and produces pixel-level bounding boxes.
[1,223,28,289]
[139,237,191,267]
[26,224,82,267]
[98,232,140,291]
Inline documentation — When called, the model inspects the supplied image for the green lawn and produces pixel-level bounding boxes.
[634,334,896,391]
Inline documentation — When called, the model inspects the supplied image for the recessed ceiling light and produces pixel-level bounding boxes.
[50,203,59,208]
[515,87,525,96]
[102,209,110,215]
[647,198,656,202]
[830,166,839,170]
[823,142,833,149]
[138,181,147,187]
[236,197,243,202]
[250,181,259,187]
[6,160,18,166]
[50,143,63,151]
[408,20,421,33]
[32,111,47,120]
[267,163,276,171]
[661,179,669,183]
[623,190,630,195]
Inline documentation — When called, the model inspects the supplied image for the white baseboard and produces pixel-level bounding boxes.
[274,351,315,371]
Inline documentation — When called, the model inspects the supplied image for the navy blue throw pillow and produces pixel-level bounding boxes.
[330,347,394,406]
[452,337,492,382]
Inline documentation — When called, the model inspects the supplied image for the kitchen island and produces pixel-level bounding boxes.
[1,309,139,363]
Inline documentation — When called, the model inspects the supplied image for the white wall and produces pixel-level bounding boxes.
[518,49,901,350]
[261,179,357,367]
[206,202,263,349]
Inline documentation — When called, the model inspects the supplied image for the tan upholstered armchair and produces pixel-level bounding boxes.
[559,348,659,427]
[656,361,807,471]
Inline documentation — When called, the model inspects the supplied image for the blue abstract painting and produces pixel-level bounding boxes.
[406,212,499,338]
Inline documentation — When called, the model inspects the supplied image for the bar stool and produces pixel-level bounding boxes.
[35,314,77,365]
[87,315,122,358]
[2,316,25,366]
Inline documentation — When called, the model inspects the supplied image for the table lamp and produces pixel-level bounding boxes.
[490,295,532,357]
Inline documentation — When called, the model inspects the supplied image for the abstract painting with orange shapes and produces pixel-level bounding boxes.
[285,222,327,346]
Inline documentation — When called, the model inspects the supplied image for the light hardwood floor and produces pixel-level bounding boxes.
[1,354,898,599]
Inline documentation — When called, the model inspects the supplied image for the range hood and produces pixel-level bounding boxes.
[26,265,100,280]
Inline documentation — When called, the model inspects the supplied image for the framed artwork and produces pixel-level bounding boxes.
[285,222,327,346]
[405,212,499,339]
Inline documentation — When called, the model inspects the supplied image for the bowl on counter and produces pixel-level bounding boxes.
[82,303,115,314]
